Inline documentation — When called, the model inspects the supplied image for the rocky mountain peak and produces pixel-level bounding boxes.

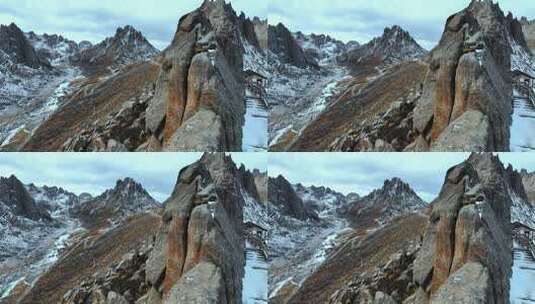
[368,24,427,58]
[268,175,319,221]
[0,22,50,69]
[0,174,51,221]
[71,177,159,228]
[370,177,422,201]
[338,24,426,69]
[71,24,158,72]
[344,177,426,227]
[268,22,318,68]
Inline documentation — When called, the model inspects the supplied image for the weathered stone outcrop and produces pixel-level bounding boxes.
[411,153,512,303]
[62,246,152,304]
[413,0,514,151]
[146,0,245,151]
[268,175,318,221]
[141,153,245,304]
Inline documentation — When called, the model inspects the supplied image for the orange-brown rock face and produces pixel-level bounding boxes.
[413,153,513,303]
[146,0,245,151]
[414,0,515,151]
[144,153,245,304]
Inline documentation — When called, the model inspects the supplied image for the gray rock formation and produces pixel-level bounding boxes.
[0,175,51,221]
[0,23,51,69]
[146,0,246,152]
[268,175,318,221]
[268,23,317,68]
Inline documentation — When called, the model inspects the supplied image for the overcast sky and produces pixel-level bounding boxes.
[0,0,267,50]
[0,153,267,202]
[269,0,535,50]
[269,153,535,202]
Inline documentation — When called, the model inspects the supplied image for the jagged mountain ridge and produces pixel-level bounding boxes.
[268,174,429,303]
[0,23,51,69]
[25,31,91,65]
[293,31,360,65]
[70,177,160,228]
[343,177,427,227]
[71,25,159,73]
[338,25,427,69]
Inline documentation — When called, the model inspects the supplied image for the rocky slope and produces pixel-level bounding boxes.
[0,23,58,114]
[268,24,427,151]
[23,0,259,152]
[268,175,427,304]
[0,23,158,152]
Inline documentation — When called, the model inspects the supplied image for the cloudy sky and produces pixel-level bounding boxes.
[0,153,266,202]
[0,0,266,50]
[269,0,535,50]
[269,153,535,202]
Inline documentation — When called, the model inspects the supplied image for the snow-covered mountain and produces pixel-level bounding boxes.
[342,177,427,227]
[26,183,84,217]
[0,23,57,111]
[294,183,350,216]
[25,32,91,65]
[71,25,159,72]
[70,177,160,228]
[0,174,163,299]
[294,31,359,65]
[338,25,427,67]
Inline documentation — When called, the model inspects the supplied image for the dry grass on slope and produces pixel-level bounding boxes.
[14,213,161,304]
[289,61,427,151]
[22,61,160,151]
[287,213,428,304]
